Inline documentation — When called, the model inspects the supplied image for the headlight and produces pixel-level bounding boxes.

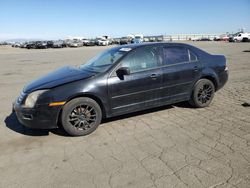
[24,90,48,108]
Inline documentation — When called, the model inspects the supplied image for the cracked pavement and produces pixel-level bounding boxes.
[0,42,250,188]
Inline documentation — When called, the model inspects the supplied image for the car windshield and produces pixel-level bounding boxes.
[80,48,127,73]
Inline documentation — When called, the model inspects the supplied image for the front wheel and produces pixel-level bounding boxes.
[189,79,215,108]
[61,97,102,136]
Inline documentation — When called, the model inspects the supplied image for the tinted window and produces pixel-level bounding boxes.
[120,46,161,73]
[163,47,189,65]
[80,48,125,73]
[189,50,198,61]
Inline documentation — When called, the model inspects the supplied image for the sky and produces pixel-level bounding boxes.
[0,0,249,41]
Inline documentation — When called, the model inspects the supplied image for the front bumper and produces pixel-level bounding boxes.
[13,101,61,129]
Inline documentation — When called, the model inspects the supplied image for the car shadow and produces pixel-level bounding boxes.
[102,101,195,124]
[102,104,174,124]
[5,112,71,137]
[5,102,191,137]
[172,101,195,109]
[5,112,50,136]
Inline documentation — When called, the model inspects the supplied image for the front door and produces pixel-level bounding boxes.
[108,46,163,115]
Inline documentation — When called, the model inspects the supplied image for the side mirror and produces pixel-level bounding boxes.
[116,67,130,79]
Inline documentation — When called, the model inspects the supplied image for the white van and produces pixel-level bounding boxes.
[233,33,250,42]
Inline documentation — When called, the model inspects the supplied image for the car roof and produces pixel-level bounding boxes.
[119,42,194,49]
[115,42,209,56]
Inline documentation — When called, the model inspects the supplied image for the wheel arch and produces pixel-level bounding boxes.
[189,74,218,100]
[200,75,218,91]
[68,93,106,118]
[56,93,107,127]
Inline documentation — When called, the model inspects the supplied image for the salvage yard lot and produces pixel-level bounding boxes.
[0,42,250,188]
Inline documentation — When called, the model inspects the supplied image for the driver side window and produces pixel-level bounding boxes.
[120,46,160,73]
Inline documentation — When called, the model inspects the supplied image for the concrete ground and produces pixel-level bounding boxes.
[0,42,250,188]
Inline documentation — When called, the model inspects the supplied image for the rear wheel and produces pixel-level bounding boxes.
[61,97,102,136]
[189,79,215,108]
[242,38,249,42]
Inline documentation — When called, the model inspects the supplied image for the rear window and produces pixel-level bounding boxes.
[163,47,197,65]
[163,47,189,65]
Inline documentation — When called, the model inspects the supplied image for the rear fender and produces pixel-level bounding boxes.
[201,69,219,90]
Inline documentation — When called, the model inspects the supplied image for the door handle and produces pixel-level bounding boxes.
[150,74,157,79]
[193,66,199,72]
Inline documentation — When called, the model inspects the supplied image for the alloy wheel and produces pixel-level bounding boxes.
[197,84,213,104]
[68,105,97,131]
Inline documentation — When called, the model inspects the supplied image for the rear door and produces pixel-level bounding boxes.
[161,46,201,102]
[108,46,163,115]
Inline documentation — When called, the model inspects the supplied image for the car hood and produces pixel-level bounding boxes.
[23,66,95,93]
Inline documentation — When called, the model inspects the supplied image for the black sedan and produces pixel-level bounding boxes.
[26,42,37,49]
[35,41,48,49]
[13,43,228,136]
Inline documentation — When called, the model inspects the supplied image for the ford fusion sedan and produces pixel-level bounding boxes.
[13,43,228,136]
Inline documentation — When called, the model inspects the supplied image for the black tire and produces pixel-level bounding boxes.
[189,79,215,108]
[61,97,102,136]
[242,38,249,42]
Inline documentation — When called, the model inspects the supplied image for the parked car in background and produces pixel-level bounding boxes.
[64,39,72,47]
[120,37,131,45]
[113,39,120,44]
[46,41,54,48]
[14,43,228,136]
[26,42,37,49]
[132,34,144,44]
[149,37,156,42]
[193,37,211,41]
[144,38,150,42]
[97,39,109,46]
[214,34,229,41]
[12,43,21,47]
[156,37,164,42]
[132,38,142,44]
[228,32,240,42]
[82,39,90,46]
[20,42,28,48]
[85,39,96,46]
[132,35,144,44]
[233,32,250,42]
[69,40,83,47]
[108,39,115,45]
[36,41,48,49]
[0,42,10,45]
[53,40,65,48]
[201,38,211,41]
[213,36,220,41]
[69,41,78,47]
